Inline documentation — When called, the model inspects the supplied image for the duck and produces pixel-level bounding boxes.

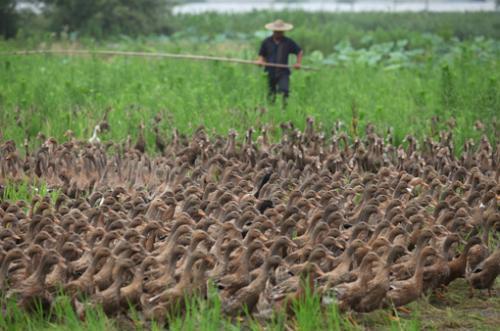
[134,122,146,154]
[64,247,112,297]
[144,246,186,293]
[330,252,381,312]
[120,256,157,308]
[11,249,62,312]
[272,262,324,314]
[444,236,482,286]
[390,229,434,280]
[351,244,407,313]
[88,125,101,145]
[216,240,267,297]
[384,246,437,308]
[0,117,498,322]
[92,258,135,315]
[320,239,365,287]
[0,248,26,291]
[222,255,282,316]
[144,250,209,316]
[467,248,500,297]
[422,234,457,294]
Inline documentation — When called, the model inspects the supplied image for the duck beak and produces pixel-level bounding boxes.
[326,255,336,263]
[333,242,345,251]
[259,234,269,243]
[148,293,162,304]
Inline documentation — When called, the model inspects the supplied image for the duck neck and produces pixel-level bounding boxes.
[111,267,128,291]
[80,257,100,279]
[458,239,479,266]
[35,257,55,285]
[413,251,431,292]
[0,253,22,287]
[167,251,183,276]
[128,264,145,288]
[100,235,116,248]
[386,248,403,269]
[242,246,258,274]
[442,237,458,261]
[414,235,429,256]
[213,231,226,257]
[188,237,204,252]
[144,230,157,252]
[388,228,404,243]
[359,256,376,282]
[311,225,327,243]
[179,254,200,285]
[270,242,287,257]
[250,261,274,293]
[306,215,321,234]
[223,246,236,270]
[369,225,387,243]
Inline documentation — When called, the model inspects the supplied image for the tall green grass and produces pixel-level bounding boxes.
[0,287,356,331]
[0,294,112,331]
[1,180,60,203]
[0,38,498,152]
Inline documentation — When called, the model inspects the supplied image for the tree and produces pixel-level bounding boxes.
[39,0,173,37]
[0,0,18,38]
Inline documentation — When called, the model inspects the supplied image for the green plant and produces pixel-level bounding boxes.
[1,180,59,203]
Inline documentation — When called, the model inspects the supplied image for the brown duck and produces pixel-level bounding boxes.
[11,249,62,312]
[467,248,500,297]
[222,255,282,316]
[384,246,437,308]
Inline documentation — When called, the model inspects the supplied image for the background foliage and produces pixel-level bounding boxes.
[0,0,18,39]
[1,0,174,39]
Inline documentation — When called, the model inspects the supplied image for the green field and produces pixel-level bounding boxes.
[1,10,499,331]
[1,12,500,149]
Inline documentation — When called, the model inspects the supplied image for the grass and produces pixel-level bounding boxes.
[0,36,498,153]
[0,294,112,331]
[1,179,60,203]
[0,279,497,330]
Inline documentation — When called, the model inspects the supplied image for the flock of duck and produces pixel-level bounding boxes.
[0,117,498,323]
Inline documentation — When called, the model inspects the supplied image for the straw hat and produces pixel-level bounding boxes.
[265,19,293,32]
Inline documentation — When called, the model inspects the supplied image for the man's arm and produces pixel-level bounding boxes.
[257,55,266,67]
[289,39,303,69]
[294,50,303,69]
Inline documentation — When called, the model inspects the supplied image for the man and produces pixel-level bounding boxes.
[257,19,303,106]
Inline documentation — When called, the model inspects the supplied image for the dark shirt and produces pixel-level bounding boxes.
[258,36,301,76]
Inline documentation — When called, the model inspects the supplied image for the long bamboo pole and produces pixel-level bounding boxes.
[0,49,318,71]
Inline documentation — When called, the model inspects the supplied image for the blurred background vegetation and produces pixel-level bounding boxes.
[1,0,175,39]
[1,1,499,46]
